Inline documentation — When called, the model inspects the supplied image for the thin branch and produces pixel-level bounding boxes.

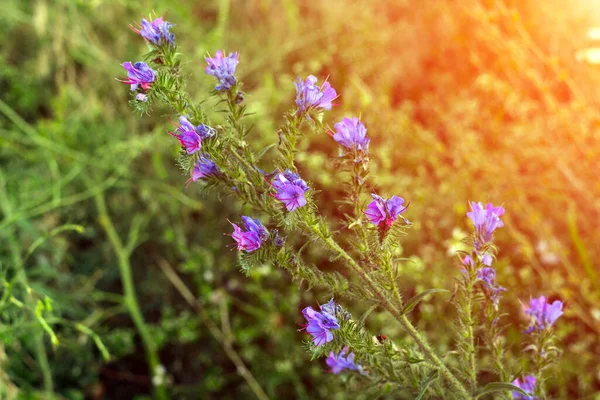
[157,259,270,400]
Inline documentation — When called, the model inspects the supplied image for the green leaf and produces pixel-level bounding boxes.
[400,289,449,315]
[415,371,438,400]
[475,382,529,398]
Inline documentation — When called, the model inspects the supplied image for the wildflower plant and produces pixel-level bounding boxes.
[120,15,564,399]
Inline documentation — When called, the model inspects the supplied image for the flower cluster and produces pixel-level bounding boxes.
[119,62,156,101]
[170,116,216,154]
[271,170,309,211]
[130,17,175,46]
[326,347,363,374]
[302,300,341,347]
[331,117,370,151]
[524,296,564,333]
[230,217,268,253]
[512,375,538,400]
[205,51,239,91]
[294,75,337,114]
[365,194,408,228]
[464,201,507,303]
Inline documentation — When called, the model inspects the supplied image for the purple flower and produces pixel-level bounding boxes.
[331,117,370,151]
[120,62,156,92]
[462,255,475,269]
[481,253,493,266]
[295,75,338,114]
[321,298,352,321]
[190,154,221,182]
[169,116,215,154]
[205,51,239,91]
[524,296,564,333]
[467,202,505,244]
[326,347,363,374]
[271,170,309,211]
[512,375,538,400]
[136,93,148,102]
[130,17,174,46]
[302,304,340,347]
[364,194,408,227]
[230,216,268,253]
[476,267,507,303]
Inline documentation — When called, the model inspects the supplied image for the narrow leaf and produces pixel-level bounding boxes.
[401,289,449,315]
[415,371,438,400]
[476,382,529,398]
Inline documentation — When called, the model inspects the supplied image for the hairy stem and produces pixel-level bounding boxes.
[303,216,471,399]
[464,275,477,393]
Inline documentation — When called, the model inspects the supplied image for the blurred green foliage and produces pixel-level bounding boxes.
[1,0,599,398]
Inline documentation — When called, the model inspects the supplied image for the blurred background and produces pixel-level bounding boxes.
[1,0,600,398]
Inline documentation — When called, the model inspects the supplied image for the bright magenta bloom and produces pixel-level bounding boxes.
[169,116,215,154]
[230,217,268,253]
[365,194,408,227]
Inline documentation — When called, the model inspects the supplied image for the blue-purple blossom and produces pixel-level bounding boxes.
[331,117,370,150]
[130,17,174,46]
[476,267,507,303]
[190,154,221,182]
[271,170,309,211]
[481,253,493,266]
[272,230,286,247]
[295,75,337,114]
[170,116,215,154]
[326,347,363,374]
[524,296,564,333]
[302,302,340,347]
[205,51,239,91]
[365,194,408,227]
[512,375,538,400]
[230,216,268,253]
[467,201,505,245]
[320,298,351,321]
[462,255,475,269]
[136,93,148,102]
[120,62,156,92]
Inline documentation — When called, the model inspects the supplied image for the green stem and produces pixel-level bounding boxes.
[94,193,167,400]
[303,216,471,399]
[464,274,477,393]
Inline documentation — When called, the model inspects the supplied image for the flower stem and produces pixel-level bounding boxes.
[94,193,167,400]
[303,216,471,399]
[464,273,477,393]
